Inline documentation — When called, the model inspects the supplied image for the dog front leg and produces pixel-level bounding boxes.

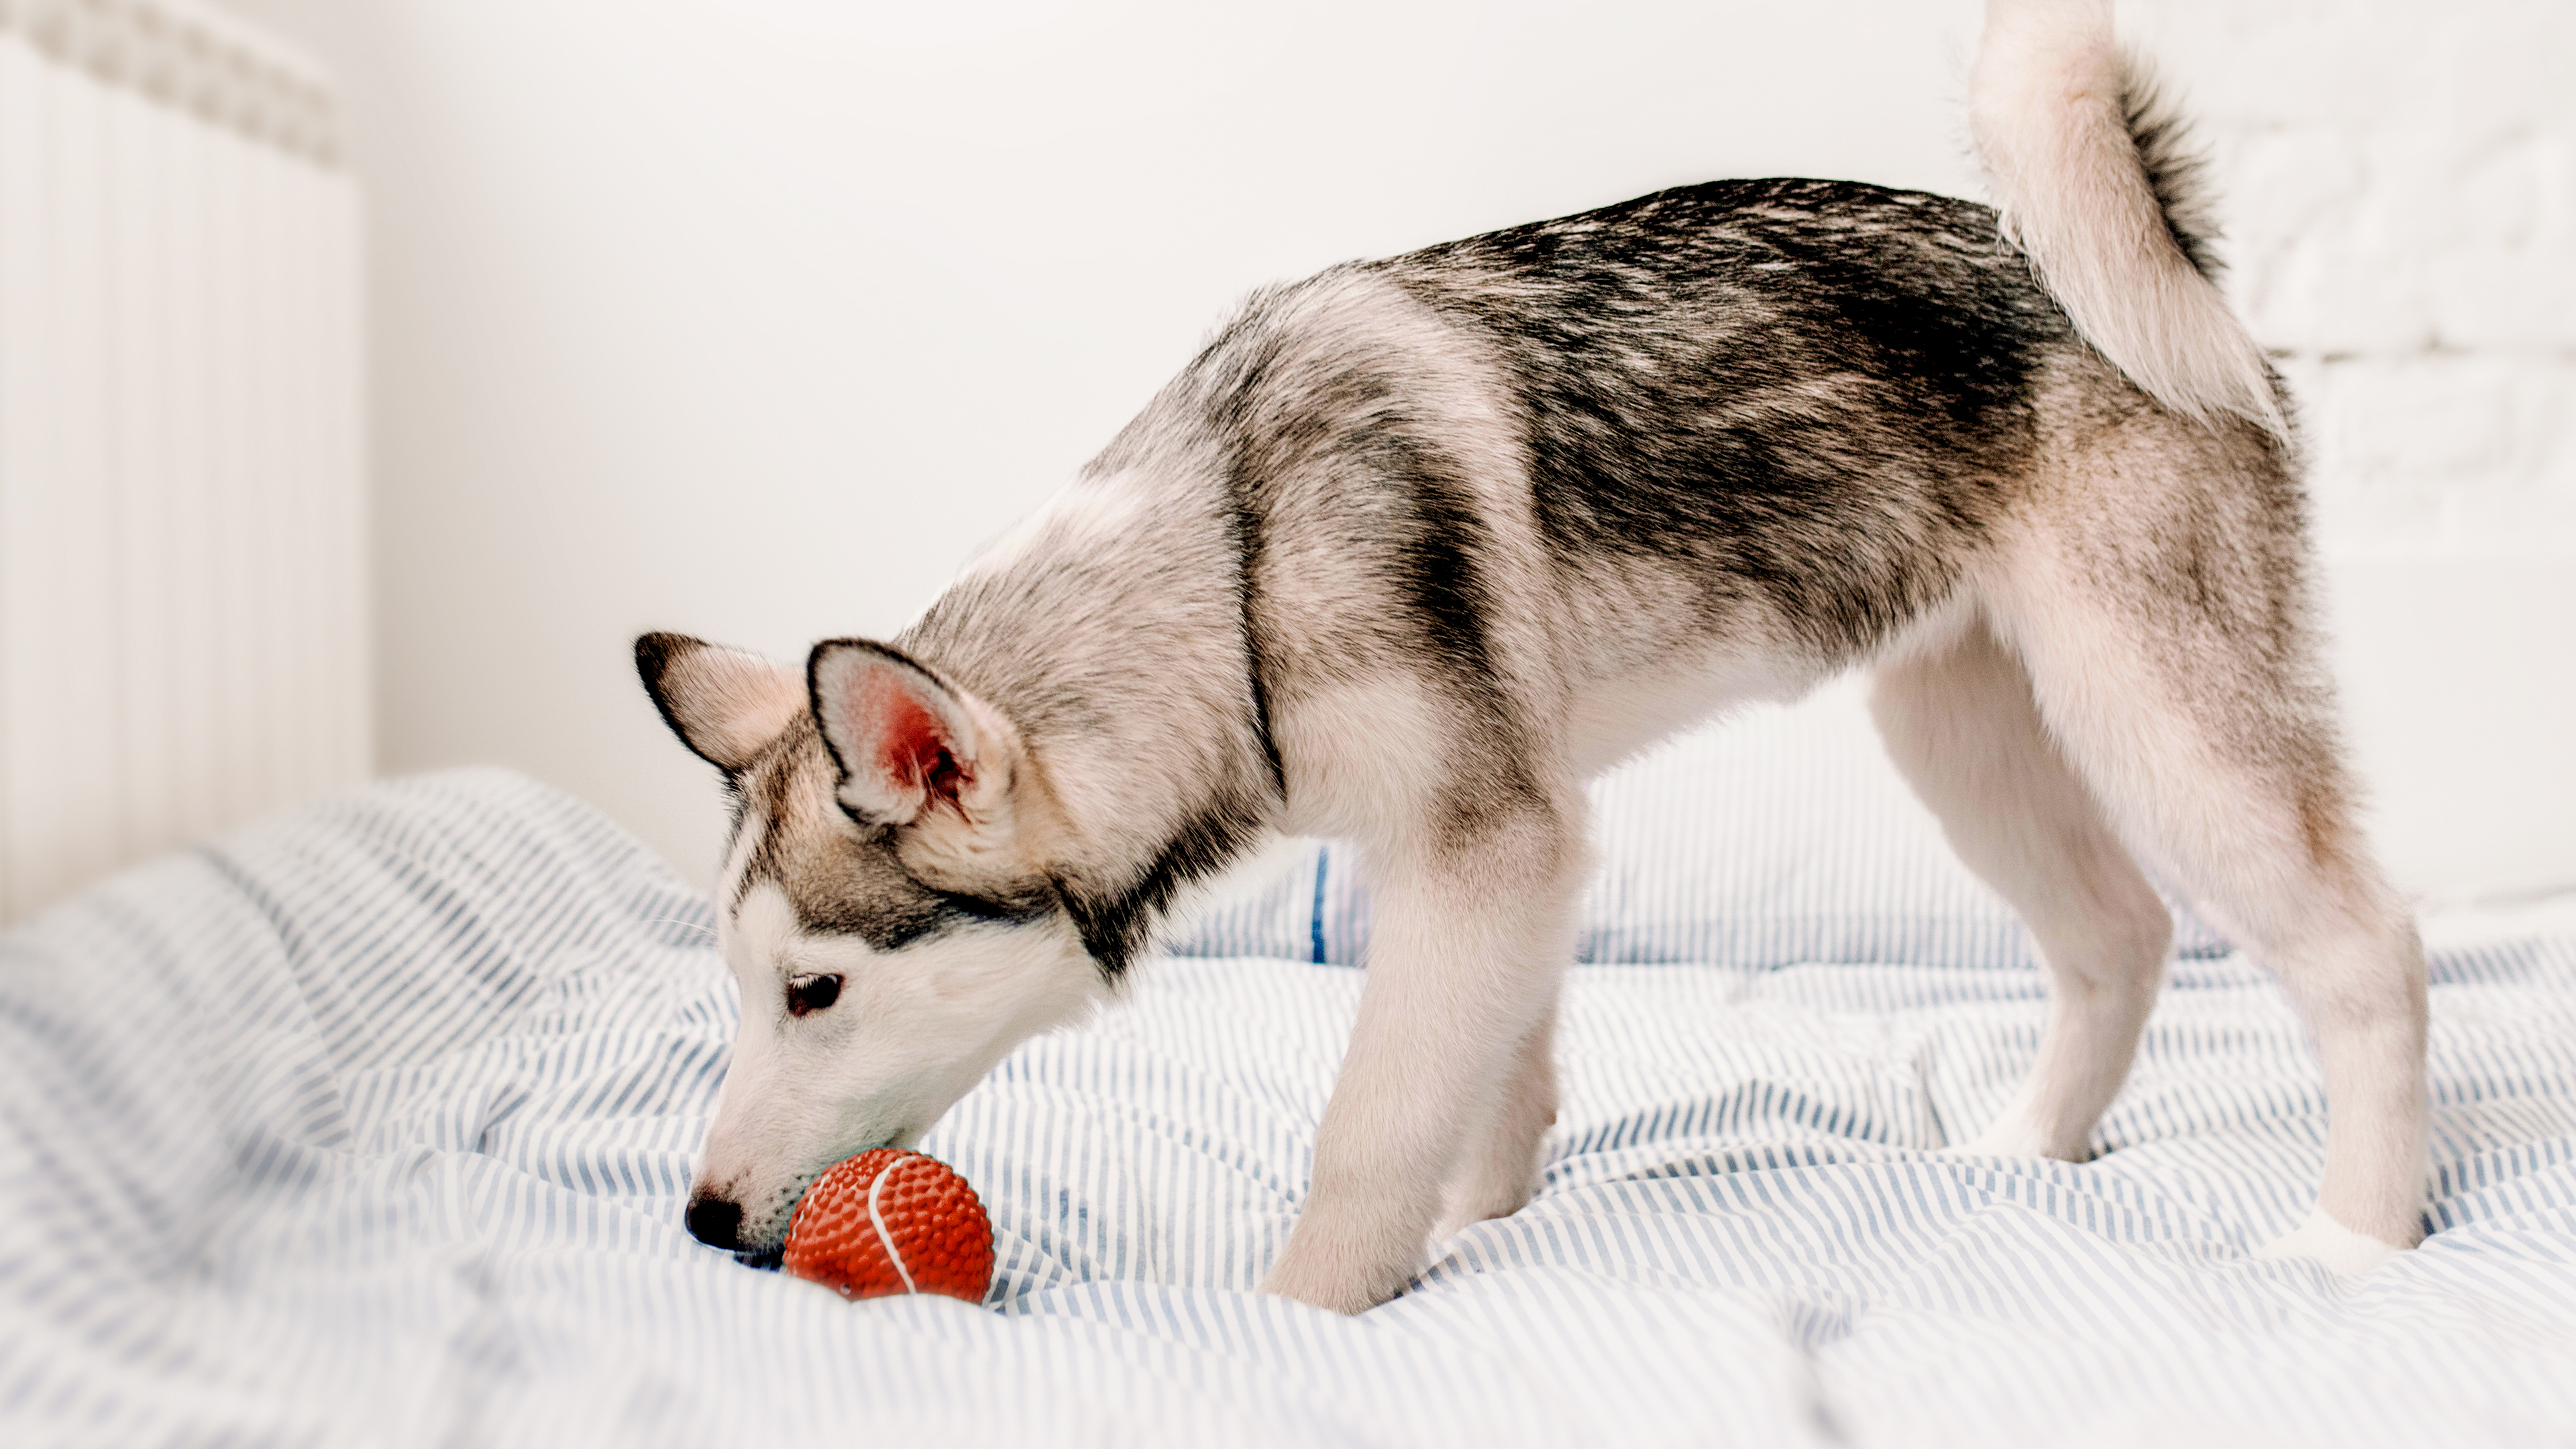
[1434,1000,1559,1242]
[1260,824,1580,1313]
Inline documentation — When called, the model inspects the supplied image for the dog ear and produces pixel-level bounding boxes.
[635,633,806,772]
[806,639,1017,829]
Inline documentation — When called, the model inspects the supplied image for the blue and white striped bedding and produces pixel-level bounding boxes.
[5,721,2575,1446]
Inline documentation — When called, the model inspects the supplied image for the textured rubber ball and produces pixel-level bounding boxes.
[781,1148,995,1304]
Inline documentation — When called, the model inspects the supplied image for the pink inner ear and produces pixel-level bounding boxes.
[861,672,969,809]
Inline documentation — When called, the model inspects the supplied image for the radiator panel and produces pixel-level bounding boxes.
[0,0,366,924]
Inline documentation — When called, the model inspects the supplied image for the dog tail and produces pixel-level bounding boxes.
[1970,0,2283,437]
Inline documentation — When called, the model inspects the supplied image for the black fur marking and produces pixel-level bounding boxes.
[1222,350,1507,684]
[731,721,1057,955]
[1382,179,2053,659]
[2120,72,2225,280]
[718,777,750,847]
[1224,498,1290,800]
[1379,435,1556,846]
[1056,798,1271,977]
[782,830,1057,952]
[636,632,743,777]
[1204,327,1549,837]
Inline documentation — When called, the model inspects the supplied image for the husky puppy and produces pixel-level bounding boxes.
[642,0,2428,1312]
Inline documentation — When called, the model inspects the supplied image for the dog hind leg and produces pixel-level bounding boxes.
[1991,506,2428,1271]
[1872,617,2174,1161]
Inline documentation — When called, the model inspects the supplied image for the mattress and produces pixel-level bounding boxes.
[4,745,2573,1446]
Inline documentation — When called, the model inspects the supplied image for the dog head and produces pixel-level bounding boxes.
[637,632,1106,1257]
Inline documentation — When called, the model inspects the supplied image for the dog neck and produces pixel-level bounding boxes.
[900,460,1281,975]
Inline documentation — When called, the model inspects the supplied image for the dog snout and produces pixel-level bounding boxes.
[684,1193,743,1251]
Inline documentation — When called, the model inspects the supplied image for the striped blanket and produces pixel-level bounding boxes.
[5,739,2574,1445]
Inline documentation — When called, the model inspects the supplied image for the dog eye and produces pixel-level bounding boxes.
[785,973,843,1017]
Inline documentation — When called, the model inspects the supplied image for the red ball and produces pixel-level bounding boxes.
[782,1148,995,1305]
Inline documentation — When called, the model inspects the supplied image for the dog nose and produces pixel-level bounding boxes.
[684,1194,743,1250]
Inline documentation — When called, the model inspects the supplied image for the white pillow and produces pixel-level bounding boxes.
[1165,677,2232,969]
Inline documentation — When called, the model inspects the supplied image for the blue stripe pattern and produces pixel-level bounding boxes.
[3,762,2573,1446]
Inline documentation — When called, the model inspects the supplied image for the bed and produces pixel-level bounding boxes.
[6,685,2573,1447]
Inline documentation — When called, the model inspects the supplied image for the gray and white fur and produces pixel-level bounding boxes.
[642,0,2428,1313]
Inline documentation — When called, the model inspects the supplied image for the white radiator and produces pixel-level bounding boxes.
[0,0,366,924]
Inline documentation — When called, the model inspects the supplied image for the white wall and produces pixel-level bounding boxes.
[221,0,2574,901]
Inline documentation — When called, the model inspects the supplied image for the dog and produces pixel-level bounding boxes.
[640,0,2428,1313]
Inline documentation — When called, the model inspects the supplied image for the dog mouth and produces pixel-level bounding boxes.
[730,1211,796,1270]
[728,1131,914,1269]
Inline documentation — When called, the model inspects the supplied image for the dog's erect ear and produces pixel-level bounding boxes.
[806,639,1014,828]
[809,641,1048,896]
[636,633,806,772]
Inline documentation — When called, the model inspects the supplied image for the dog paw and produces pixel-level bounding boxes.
[1258,1256,1399,1316]
[1431,1164,1540,1242]
[1259,1221,1420,1315]
[2253,1207,2412,1275]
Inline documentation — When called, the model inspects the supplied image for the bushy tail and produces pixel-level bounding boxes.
[1971,0,2283,437]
